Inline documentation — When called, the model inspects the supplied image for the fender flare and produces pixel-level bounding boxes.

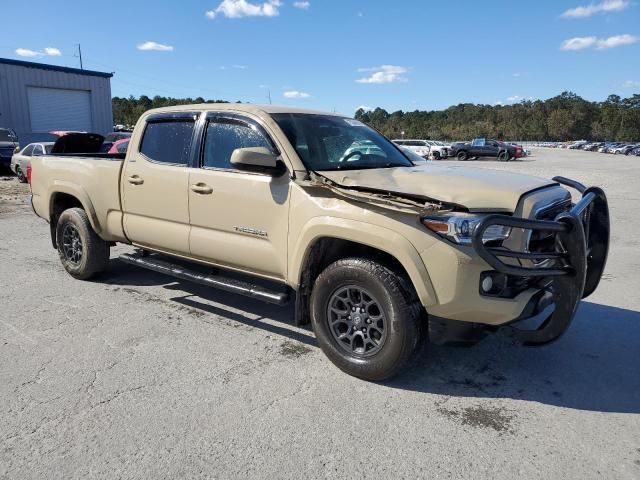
[48,181,102,234]
[289,216,438,307]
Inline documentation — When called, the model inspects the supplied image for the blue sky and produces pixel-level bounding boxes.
[1,0,639,115]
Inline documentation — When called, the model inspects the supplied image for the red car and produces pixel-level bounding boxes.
[108,138,129,154]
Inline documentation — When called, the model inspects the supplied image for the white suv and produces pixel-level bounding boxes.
[393,139,449,160]
[392,139,430,158]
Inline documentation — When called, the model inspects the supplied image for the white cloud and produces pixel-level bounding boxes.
[15,48,41,57]
[356,105,373,112]
[43,47,62,56]
[504,95,533,103]
[283,90,311,98]
[561,34,639,50]
[293,1,310,9]
[206,0,282,19]
[220,64,247,70]
[596,34,639,49]
[15,47,63,57]
[561,0,629,18]
[137,41,174,51]
[512,72,527,78]
[561,36,598,50]
[622,80,640,88]
[356,65,408,84]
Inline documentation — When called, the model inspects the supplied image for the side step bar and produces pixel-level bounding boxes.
[118,253,290,306]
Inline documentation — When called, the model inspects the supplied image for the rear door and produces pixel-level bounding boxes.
[121,112,198,254]
[187,112,290,279]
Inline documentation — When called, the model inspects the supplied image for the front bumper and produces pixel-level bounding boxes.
[471,176,610,345]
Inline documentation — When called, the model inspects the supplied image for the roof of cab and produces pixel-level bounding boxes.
[142,103,348,118]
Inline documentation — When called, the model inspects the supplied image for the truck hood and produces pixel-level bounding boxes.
[317,165,556,212]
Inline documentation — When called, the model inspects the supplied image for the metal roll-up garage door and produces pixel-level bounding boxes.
[27,87,93,132]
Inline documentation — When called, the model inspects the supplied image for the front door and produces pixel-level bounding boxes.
[188,114,290,279]
[121,113,197,254]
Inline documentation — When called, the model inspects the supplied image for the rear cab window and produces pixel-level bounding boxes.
[140,118,196,165]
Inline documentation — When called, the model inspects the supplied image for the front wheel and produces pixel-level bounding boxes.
[456,151,468,161]
[310,258,424,381]
[498,151,510,162]
[56,208,110,280]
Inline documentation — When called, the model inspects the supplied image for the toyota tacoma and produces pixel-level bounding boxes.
[29,104,610,380]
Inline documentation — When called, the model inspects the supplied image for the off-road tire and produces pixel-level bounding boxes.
[15,166,26,183]
[310,258,424,381]
[456,151,468,161]
[56,208,110,280]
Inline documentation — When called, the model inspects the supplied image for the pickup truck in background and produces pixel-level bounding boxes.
[451,138,524,161]
[29,104,610,380]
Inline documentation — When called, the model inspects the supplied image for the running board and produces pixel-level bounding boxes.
[118,253,290,305]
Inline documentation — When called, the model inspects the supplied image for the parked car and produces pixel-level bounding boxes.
[399,146,429,165]
[29,104,610,381]
[424,141,449,160]
[391,139,431,158]
[101,132,133,153]
[612,144,638,155]
[10,142,54,182]
[108,138,130,154]
[451,138,523,161]
[0,128,20,169]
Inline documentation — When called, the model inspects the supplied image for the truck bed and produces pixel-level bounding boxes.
[30,155,128,242]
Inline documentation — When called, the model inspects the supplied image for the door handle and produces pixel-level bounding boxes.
[190,183,213,194]
[127,175,144,185]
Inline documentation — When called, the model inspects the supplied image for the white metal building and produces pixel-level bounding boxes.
[0,58,113,144]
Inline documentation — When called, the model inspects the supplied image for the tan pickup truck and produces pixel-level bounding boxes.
[29,104,610,380]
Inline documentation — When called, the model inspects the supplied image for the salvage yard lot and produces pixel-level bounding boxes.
[1,148,639,479]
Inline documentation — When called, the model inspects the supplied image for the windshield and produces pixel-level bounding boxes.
[0,129,17,142]
[272,114,412,171]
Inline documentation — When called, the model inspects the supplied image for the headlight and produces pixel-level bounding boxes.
[421,214,511,245]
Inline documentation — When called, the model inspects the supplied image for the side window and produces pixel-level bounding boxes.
[140,120,195,165]
[33,145,44,156]
[22,145,34,156]
[203,119,271,170]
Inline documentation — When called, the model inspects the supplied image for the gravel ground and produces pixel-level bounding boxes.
[1,149,639,479]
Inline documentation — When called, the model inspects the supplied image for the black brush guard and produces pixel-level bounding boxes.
[471,177,610,346]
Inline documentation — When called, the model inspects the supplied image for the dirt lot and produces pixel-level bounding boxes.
[1,149,639,479]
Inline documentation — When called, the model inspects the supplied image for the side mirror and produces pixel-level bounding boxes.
[230,147,279,169]
[14,146,20,154]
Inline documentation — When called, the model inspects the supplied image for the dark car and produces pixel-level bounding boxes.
[0,128,20,169]
[450,137,523,161]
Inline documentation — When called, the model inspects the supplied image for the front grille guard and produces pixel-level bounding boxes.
[471,177,610,345]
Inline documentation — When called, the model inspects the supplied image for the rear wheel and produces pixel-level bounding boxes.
[310,258,424,381]
[498,151,510,162]
[432,151,441,160]
[15,166,26,183]
[456,151,468,161]
[56,208,110,280]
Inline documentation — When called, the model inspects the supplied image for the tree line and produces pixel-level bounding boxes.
[354,92,640,142]
[112,92,640,141]
[112,95,232,126]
